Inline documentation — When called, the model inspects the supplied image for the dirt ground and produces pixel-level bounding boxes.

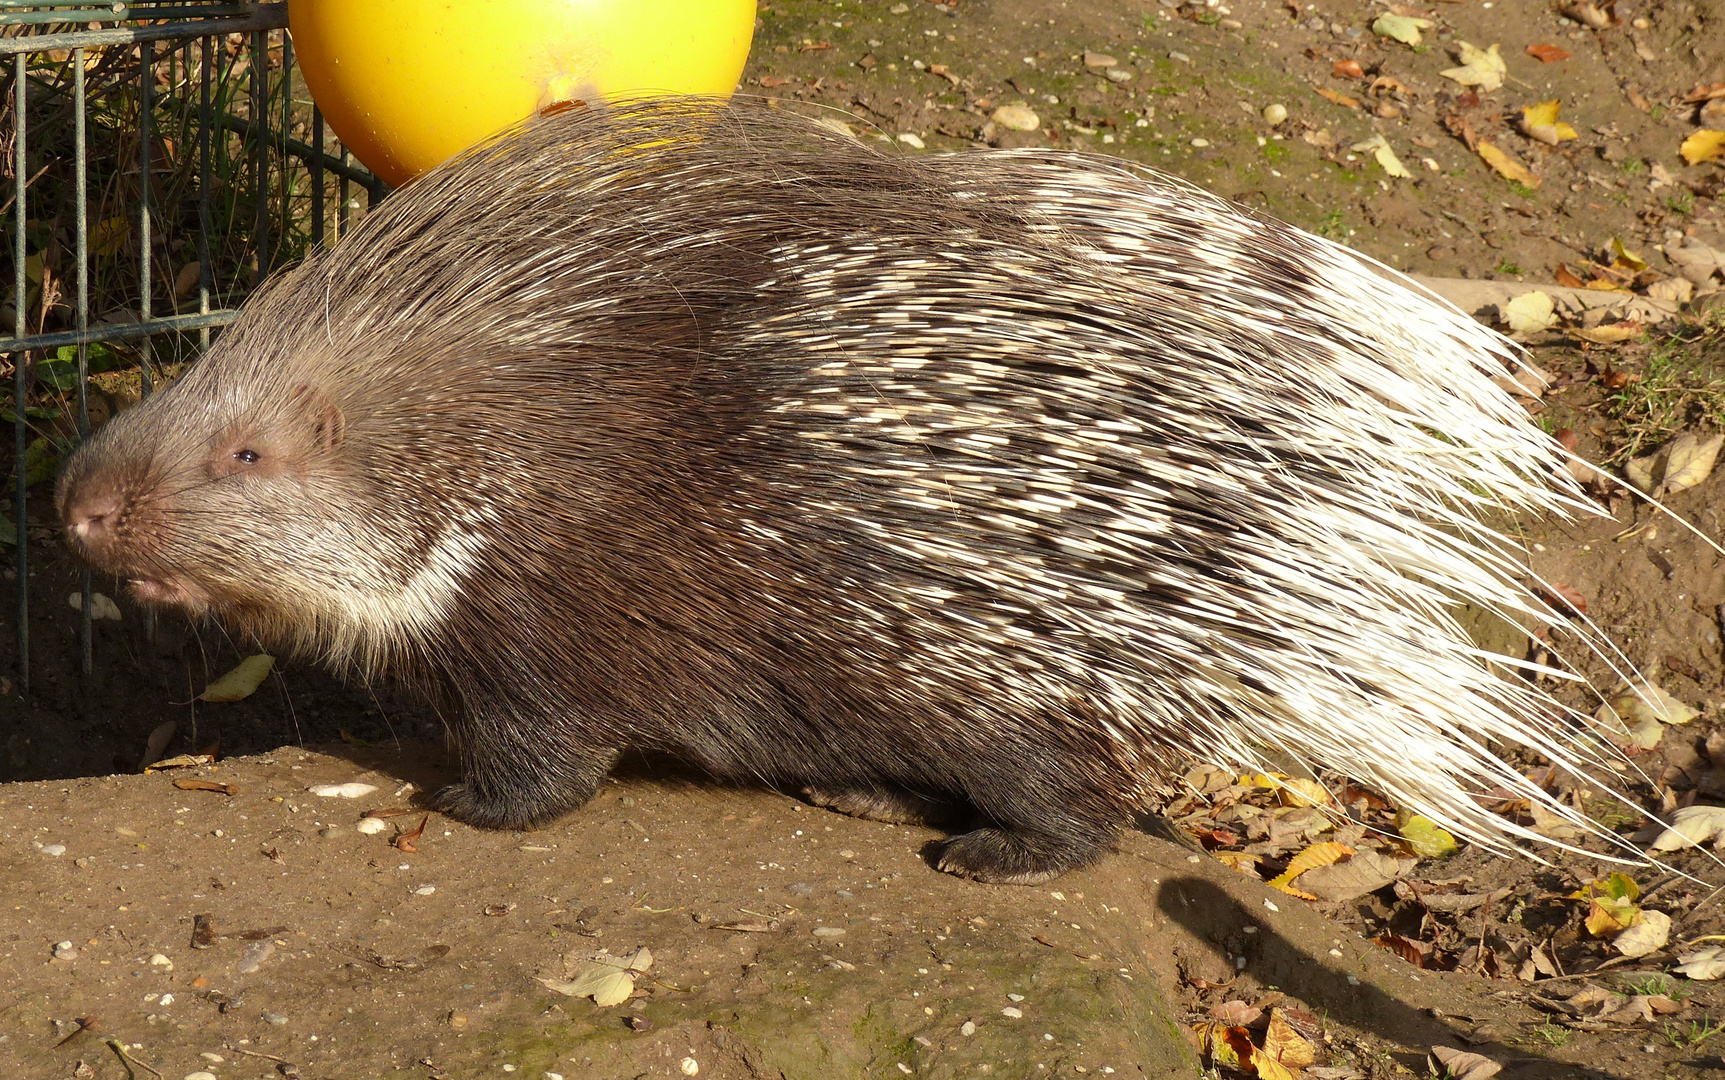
[5,0,1725,1076]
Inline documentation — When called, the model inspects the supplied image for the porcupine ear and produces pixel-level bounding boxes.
[287,383,346,453]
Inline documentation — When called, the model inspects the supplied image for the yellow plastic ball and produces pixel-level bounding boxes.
[289,0,758,188]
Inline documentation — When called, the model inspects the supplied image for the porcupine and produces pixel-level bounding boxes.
[58,98,1638,885]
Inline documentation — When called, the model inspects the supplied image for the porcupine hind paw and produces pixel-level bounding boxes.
[803,784,958,825]
[935,826,1110,886]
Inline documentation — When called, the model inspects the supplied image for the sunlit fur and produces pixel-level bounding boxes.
[60,99,1633,882]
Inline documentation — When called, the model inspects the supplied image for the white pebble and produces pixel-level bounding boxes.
[307,782,377,798]
[413,885,436,896]
[39,844,66,857]
[1262,103,1288,124]
[1169,50,1192,63]
[990,104,1041,132]
[1190,138,1210,148]
[356,816,390,835]
[680,1058,700,1076]
[1007,993,1025,1002]
[1001,1006,1023,1018]
[158,993,174,1006]
[545,1073,565,1080]
[200,1054,225,1064]
[961,1020,977,1036]
[53,941,77,960]
[897,133,925,149]
[185,1072,218,1080]
[813,926,845,938]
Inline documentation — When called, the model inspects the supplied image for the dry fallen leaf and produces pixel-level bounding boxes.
[1431,1045,1504,1080]
[1565,0,1616,28]
[198,655,274,702]
[1661,431,1725,493]
[1573,322,1642,344]
[1316,86,1360,109]
[1613,908,1671,958]
[1262,1009,1317,1069]
[1675,944,1725,979]
[1501,291,1557,333]
[1526,43,1571,63]
[1332,58,1365,79]
[1372,14,1432,45]
[1682,130,1725,165]
[1477,140,1539,186]
[1652,803,1725,851]
[172,778,237,796]
[1351,134,1412,177]
[1441,42,1507,92]
[1520,100,1579,145]
[1397,813,1458,858]
[540,947,654,1007]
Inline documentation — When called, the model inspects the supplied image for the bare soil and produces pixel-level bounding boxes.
[4,0,1725,1077]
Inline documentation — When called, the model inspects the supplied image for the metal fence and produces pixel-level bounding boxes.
[2,1,385,695]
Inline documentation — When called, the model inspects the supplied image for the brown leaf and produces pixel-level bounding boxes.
[1526,43,1571,63]
[172,777,237,796]
[799,40,832,53]
[1682,82,1725,103]
[1316,86,1361,109]
[393,814,428,853]
[1264,1008,1318,1068]
[1376,933,1433,967]
[1554,263,1586,288]
[1333,59,1365,79]
[1540,582,1588,617]
[855,53,877,71]
[1208,999,1265,1026]
[758,75,792,88]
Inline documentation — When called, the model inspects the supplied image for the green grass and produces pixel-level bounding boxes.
[1496,260,1523,276]
[1664,1015,1724,1049]
[1600,326,1725,465]
[1313,208,1347,239]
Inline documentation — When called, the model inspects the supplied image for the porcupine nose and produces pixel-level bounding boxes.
[62,487,124,556]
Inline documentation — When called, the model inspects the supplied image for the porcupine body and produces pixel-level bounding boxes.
[58,99,1623,884]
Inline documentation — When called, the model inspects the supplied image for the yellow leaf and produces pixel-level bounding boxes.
[1263,1008,1318,1069]
[1680,129,1725,165]
[198,655,275,702]
[1573,322,1641,344]
[1521,99,1579,145]
[1351,134,1412,178]
[1372,14,1433,46]
[1441,42,1506,92]
[1477,140,1540,187]
[91,214,129,258]
[1396,814,1458,858]
[1502,290,1557,333]
[1610,237,1647,272]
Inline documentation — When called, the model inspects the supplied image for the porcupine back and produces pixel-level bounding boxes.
[59,99,1635,878]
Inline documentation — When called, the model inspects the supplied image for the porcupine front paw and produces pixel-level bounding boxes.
[935,826,1111,885]
[803,784,958,825]
[432,745,621,830]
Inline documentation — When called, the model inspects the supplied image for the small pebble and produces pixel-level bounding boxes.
[897,1065,912,1075]
[200,1054,224,1064]
[356,816,389,835]
[787,882,814,896]
[1189,138,1210,148]
[39,844,66,857]
[236,941,276,975]
[159,993,175,1006]
[1262,103,1288,124]
[150,953,173,970]
[1219,18,1243,29]
[1002,1006,1024,1019]
[837,849,855,859]
[1007,993,1026,1002]
[185,1072,218,1080]
[413,885,436,896]
[1104,68,1133,84]
[262,1011,290,1026]
[53,941,77,961]
[897,133,926,149]
[680,1058,700,1076]
[961,1020,977,1036]
[813,926,845,938]
[306,782,377,798]
[991,104,1041,132]
[545,1073,565,1080]
[1168,50,1191,63]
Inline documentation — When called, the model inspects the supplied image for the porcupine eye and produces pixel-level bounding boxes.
[233,449,260,465]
